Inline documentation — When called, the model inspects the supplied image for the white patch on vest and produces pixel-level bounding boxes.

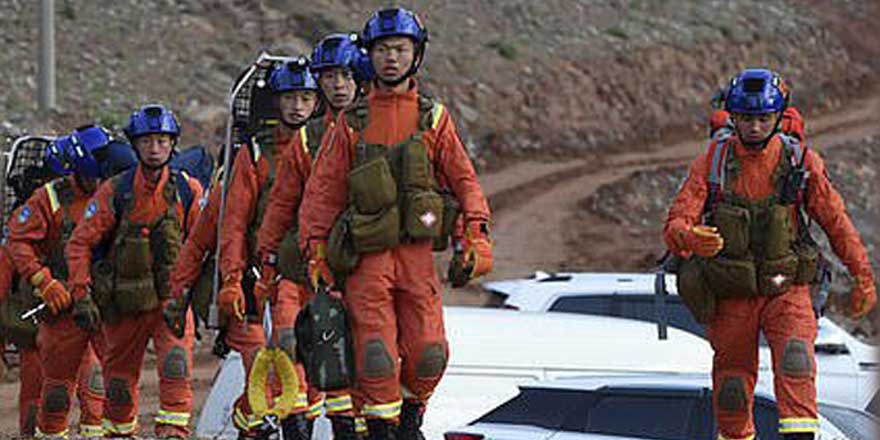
[771,273,787,287]
[84,201,98,220]
[419,211,437,228]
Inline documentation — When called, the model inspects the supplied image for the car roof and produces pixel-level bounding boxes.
[523,372,774,400]
[443,307,712,375]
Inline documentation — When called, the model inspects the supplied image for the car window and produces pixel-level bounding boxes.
[585,391,705,439]
[818,402,880,440]
[474,388,596,430]
[549,294,706,338]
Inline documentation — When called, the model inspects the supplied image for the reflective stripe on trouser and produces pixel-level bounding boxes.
[362,400,403,420]
[779,417,820,433]
[717,435,755,440]
[35,427,68,438]
[103,306,195,438]
[308,398,326,419]
[325,394,354,414]
[345,242,448,420]
[102,418,137,436]
[355,417,368,434]
[19,348,42,437]
[79,424,104,437]
[707,286,818,440]
[155,409,191,427]
[36,316,106,436]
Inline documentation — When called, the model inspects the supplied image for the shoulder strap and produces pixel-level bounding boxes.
[416,94,445,132]
[303,119,324,161]
[171,169,194,236]
[704,132,732,214]
[112,168,137,223]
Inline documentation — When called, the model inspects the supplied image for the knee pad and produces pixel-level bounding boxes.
[106,377,132,406]
[415,342,447,378]
[363,338,395,379]
[717,376,747,412]
[87,364,104,394]
[162,346,189,380]
[43,384,70,413]
[781,338,813,378]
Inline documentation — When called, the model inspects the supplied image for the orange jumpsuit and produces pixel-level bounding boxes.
[299,81,491,421]
[169,184,221,299]
[664,134,875,439]
[219,126,313,432]
[257,112,354,419]
[66,166,202,438]
[6,177,105,437]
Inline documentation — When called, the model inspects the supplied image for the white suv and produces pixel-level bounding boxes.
[484,271,879,412]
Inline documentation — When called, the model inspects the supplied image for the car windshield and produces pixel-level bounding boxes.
[474,386,790,440]
[818,402,880,440]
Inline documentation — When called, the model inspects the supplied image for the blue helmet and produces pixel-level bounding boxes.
[724,69,789,115]
[269,57,319,94]
[362,7,428,48]
[68,125,113,179]
[44,135,75,176]
[95,140,138,178]
[311,33,374,83]
[124,104,181,141]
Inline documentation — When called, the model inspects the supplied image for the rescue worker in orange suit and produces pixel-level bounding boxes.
[299,8,493,439]
[65,105,203,439]
[6,127,137,438]
[665,69,876,440]
[217,59,320,440]
[256,33,373,440]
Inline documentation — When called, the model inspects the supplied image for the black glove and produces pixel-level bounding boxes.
[72,293,101,333]
[447,244,471,288]
[163,294,189,339]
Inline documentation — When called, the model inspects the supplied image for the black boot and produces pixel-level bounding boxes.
[281,413,313,440]
[330,416,359,440]
[366,419,397,440]
[782,434,814,440]
[398,401,426,440]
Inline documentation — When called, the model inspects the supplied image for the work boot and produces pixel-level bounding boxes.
[281,413,313,440]
[397,400,426,440]
[366,419,397,440]
[330,416,359,440]
[782,434,814,440]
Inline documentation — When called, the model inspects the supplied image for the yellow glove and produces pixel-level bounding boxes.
[682,225,724,258]
[218,273,246,322]
[848,274,877,319]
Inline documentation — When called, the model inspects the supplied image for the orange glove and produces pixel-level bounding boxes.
[31,267,71,315]
[253,264,278,306]
[307,240,334,292]
[218,273,246,322]
[848,274,877,319]
[681,225,724,258]
[462,221,493,280]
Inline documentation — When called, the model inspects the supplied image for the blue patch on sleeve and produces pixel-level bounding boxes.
[84,201,98,219]
[17,206,31,223]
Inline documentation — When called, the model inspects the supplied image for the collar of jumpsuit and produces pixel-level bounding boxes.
[128,164,172,225]
[728,133,786,201]
[361,77,422,145]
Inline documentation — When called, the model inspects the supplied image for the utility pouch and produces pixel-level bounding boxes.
[116,235,153,279]
[351,205,400,254]
[348,157,398,215]
[0,280,39,349]
[327,209,360,278]
[675,256,717,324]
[758,254,799,295]
[90,259,115,311]
[403,191,444,240]
[402,141,432,190]
[433,193,461,252]
[278,228,306,284]
[295,290,355,391]
[114,235,159,314]
[765,204,795,260]
[794,243,819,285]
[713,204,751,259]
[704,257,758,298]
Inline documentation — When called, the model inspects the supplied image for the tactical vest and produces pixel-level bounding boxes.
[686,133,819,300]
[91,168,193,319]
[326,95,461,277]
[0,178,77,348]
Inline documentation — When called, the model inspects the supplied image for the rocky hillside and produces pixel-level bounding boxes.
[2,0,879,164]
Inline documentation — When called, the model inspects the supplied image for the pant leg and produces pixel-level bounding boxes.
[36,317,91,436]
[344,251,401,422]
[19,347,42,437]
[394,242,448,403]
[102,313,152,436]
[225,311,267,434]
[706,297,763,440]
[272,280,310,416]
[760,286,819,435]
[150,304,195,438]
[75,343,105,436]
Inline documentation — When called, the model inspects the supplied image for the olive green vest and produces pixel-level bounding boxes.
[695,134,818,298]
